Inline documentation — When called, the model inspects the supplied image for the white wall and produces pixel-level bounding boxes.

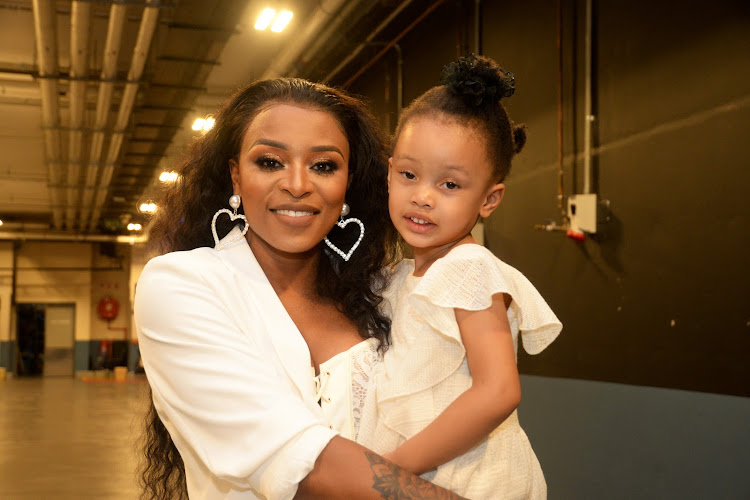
[128,243,149,343]
[0,240,141,364]
[89,245,131,341]
[0,242,13,344]
[15,241,92,342]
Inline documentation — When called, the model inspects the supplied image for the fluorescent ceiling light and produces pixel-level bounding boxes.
[0,72,34,82]
[271,10,293,32]
[191,117,214,132]
[192,118,206,131]
[255,8,276,30]
[139,202,157,214]
[159,171,179,183]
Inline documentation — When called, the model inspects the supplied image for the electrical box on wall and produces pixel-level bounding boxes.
[568,194,597,234]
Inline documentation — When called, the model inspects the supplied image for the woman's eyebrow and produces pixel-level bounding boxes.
[251,138,288,150]
[310,145,345,157]
[250,140,344,158]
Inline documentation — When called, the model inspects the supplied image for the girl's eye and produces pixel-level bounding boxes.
[311,161,338,174]
[400,171,416,180]
[443,181,460,190]
[255,156,283,170]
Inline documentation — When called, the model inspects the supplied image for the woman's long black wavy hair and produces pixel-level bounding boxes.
[139,78,400,499]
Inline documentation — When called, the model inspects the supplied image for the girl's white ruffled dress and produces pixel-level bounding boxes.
[357,244,562,500]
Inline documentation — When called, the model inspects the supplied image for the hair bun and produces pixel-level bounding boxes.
[512,124,527,154]
[440,54,515,107]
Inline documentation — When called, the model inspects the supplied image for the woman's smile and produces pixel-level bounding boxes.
[270,204,319,226]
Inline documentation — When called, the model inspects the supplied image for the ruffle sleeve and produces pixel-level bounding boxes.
[365,245,562,444]
[411,244,562,355]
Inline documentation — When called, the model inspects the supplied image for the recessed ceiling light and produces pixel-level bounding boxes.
[159,171,179,182]
[255,8,276,30]
[270,10,293,32]
[191,117,214,132]
[139,202,157,214]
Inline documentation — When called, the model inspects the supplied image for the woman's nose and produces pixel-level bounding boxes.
[280,165,312,199]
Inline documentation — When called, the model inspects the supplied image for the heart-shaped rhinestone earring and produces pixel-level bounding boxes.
[324,202,365,262]
[212,194,249,250]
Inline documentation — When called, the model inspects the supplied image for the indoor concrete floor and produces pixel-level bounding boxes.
[0,376,149,499]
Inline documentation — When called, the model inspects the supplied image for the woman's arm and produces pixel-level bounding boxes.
[296,436,464,499]
[384,293,521,475]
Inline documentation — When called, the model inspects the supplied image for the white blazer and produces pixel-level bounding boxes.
[135,227,337,500]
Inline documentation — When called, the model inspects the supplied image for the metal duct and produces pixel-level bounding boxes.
[295,0,365,76]
[261,0,349,79]
[88,0,160,232]
[78,2,127,230]
[31,0,63,229]
[323,0,415,84]
[66,0,91,230]
[0,231,147,244]
[583,0,593,194]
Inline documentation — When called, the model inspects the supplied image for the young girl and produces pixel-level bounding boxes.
[357,54,563,499]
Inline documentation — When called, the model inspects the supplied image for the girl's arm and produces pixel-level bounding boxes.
[295,436,464,499]
[383,293,521,475]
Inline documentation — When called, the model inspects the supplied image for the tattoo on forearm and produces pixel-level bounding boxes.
[364,451,460,499]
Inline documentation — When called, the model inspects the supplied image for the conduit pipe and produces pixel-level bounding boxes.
[0,231,147,244]
[79,2,127,230]
[295,0,365,75]
[583,0,593,194]
[341,1,440,89]
[32,0,63,229]
[261,0,349,79]
[88,0,160,232]
[66,0,91,230]
[323,0,416,84]
[556,0,564,217]
[474,0,481,54]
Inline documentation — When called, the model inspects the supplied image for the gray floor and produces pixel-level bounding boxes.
[0,376,148,499]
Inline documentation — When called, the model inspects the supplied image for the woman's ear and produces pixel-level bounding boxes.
[479,183,505,218]
[229,158,240,194]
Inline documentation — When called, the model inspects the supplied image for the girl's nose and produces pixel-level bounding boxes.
[411,184,433,208]
[280,165,312,199]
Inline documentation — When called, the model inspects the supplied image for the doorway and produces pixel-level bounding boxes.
[16,303,75,377]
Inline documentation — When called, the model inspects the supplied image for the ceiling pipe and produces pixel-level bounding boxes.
[88,0,160,232]
[78,2,127,230]
[583,0,593,194]
[66,0,91,230]
[341,1,441,89]
[0,231,147,244]
[260,0,349,79]
[294,0,365,76]
[31,0,63,230]
[323,0,416,84]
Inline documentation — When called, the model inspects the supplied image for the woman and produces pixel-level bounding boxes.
[135,78,462,499]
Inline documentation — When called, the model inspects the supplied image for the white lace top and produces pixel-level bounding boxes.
[313,337,380,440]
[357,244,562,499]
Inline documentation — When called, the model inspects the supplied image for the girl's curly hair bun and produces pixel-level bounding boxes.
[440,53,515,107]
